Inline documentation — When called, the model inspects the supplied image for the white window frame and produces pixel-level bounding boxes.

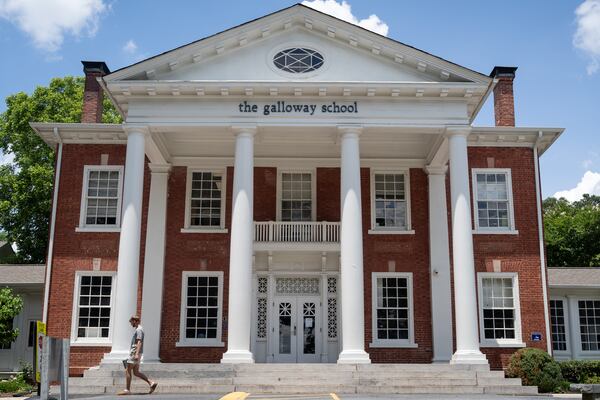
[477,272,525,347]
[76,165,124,233]
[369,169,414,234]
[370,272,417,348]
[471,168,518,234]
[550,297,570,355]
[176,271,224,347]
[70,271,117,346]
[276,169,316,222]
[574,297,600,355]
[182,168,228,233]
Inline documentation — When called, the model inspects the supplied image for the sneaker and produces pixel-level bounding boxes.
[117,389,131,396]
[149,382,158,394]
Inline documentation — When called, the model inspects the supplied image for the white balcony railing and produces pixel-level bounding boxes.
[254,221,340,243]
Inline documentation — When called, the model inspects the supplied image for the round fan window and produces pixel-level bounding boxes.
[273,48,324,74]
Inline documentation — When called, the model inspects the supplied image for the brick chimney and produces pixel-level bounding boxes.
[81,61,110,123]
[490,66,517,127]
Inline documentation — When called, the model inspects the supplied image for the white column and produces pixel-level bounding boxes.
[426,165,454,363]
[140,163,171,362]
[105,126,147,362]
[337,126,370,364]
[221,126,256,364]
[447,127,487,364]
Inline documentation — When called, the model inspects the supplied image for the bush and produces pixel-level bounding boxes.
[506,348,565,393]
[0,374,32,394]
[19,361,34,384]
[559,360,600,383]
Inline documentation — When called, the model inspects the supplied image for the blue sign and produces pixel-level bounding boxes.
[531,332,542,341]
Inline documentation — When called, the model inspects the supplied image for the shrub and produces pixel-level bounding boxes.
[0,374,32,394]
[506,348,565,393]
[19,361,34,384]
[559,360,600,383]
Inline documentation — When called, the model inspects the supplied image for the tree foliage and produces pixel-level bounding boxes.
[544,194,600,267]
[0,76,121,263]
[0,287,24,347]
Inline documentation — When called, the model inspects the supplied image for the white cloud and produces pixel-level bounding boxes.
[0,0,107,52]
[554,171,600,202]
[122,39,137,54]
[302,0,389,36]
[573,0,600,75]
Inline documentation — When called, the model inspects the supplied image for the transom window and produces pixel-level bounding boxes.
[188,171,224,228]
[273,48,324,74]
[472,169,514,231]
[371,273,414,347]
[80,166,123,228]
[280,172,313,221]
[550,299,568,351]
[179,272,223,347]
[72,273,115,343]
[478,273,522,346]
[372,172,409,230]
[578,300,600,351]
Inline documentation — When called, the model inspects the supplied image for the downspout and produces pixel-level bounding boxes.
[534,131,552,354]
[42,128,63,323]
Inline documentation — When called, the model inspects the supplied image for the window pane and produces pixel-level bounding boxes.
[190,172,222,227]
[578,300,600,351]
[375,275,410,343]
[84,169,121,226]
[481,277,517,340]
[281,173,312,221]
[475,172,510,230]
[184,274,220,342]
[374,174,407,229]
[76,275,113,339]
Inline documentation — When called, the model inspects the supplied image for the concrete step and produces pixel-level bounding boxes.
[484,385,538,395]
[357,385,485,394]
[69,377,234,386]
[233,376,356,385]
[235,384,356,394]
[357,363,490,372]
[358,378,478,386]
[476,370,507,379]
[357,371,476,379]
[477,377,523,386]
[85,369,235,379]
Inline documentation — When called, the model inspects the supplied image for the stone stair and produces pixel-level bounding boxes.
[57,363,538,396]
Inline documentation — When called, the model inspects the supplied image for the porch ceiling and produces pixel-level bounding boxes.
[151,125,442,162]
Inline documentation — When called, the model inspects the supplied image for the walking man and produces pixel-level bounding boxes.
[118,315,158,395]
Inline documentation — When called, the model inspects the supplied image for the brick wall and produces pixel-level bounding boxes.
[47,144,150,374]
[468,147,547,369]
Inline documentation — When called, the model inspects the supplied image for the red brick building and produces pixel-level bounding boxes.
[31,5,563,374]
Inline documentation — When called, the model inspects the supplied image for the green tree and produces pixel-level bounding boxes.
[0,76,121,263]
[544,194,600,267]
[0,287,24,347]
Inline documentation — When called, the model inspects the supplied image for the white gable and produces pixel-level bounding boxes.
[157,28,438,83]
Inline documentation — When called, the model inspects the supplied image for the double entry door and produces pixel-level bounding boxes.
[274,297,321,363]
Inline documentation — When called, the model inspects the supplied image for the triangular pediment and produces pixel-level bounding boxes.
[105,4,489,85]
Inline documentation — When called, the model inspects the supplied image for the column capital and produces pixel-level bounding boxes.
[148,163,172,174]
[337,125,363,138]
[425,165,448,175]
[445,125,472,138]
[123,124,150,137]
[231,124,257,137]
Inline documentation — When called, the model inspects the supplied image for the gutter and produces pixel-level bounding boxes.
[534,131,552,354]
[42,128,63,323]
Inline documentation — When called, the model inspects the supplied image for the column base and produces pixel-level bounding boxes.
[221,350,255,364]
[450,349,488,365]
[337,350,371,364]
[101,350,130,364]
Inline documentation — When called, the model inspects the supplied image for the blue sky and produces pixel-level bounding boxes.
[0,0,599,199]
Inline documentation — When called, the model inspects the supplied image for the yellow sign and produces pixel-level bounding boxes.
[35,321,46,383]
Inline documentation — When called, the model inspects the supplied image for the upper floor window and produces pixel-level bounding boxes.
[273,48,324,74]
[184,170,226,231]
[371,171,411,231]
[472,169,515,232]
[477,272,523,347]
[79,166,123,230]
[279,172,314,221]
